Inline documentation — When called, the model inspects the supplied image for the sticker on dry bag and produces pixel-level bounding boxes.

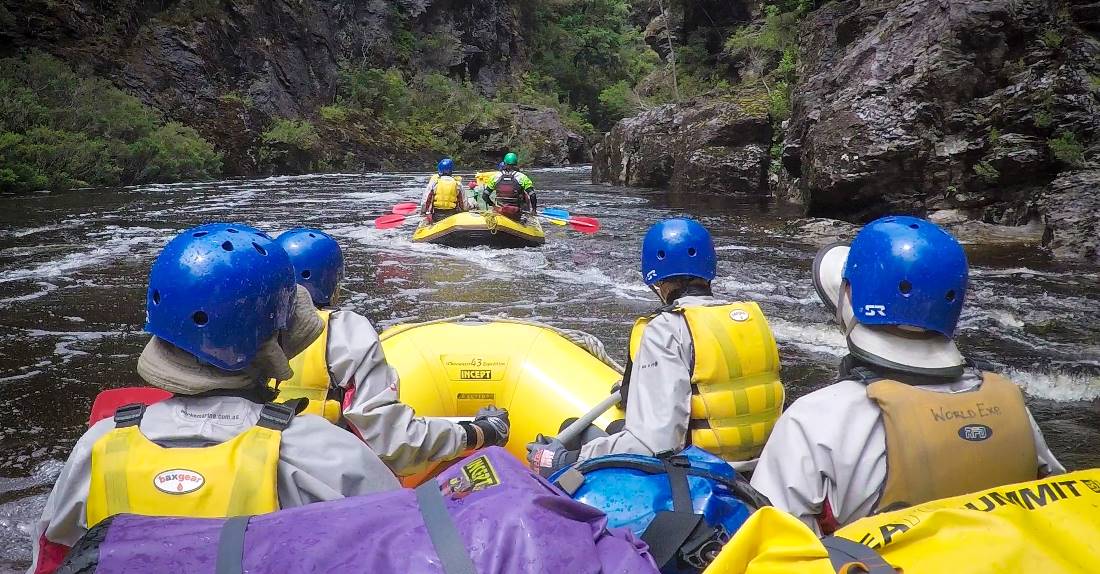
[443,455,502,499]
[461,455,500,489]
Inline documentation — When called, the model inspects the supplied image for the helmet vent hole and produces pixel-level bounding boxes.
[227,228,239,233]
[257,232,272,240]
[308,233,316,238]
[656,250,666,260]
[687,247,697,257]
[192,311,209,326]
[909,223,919,229]
[899,280,912,295]
[221,241,234,251]
[192,231,208,238]
[945,290,956,302]
[301,270,312,279]
[151,290,161,305]
[252,242,267,255]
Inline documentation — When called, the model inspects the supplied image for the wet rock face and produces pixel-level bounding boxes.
[592,98,772,194]
[1039,170,1100,262]
[784,0,1099,259]
[0,0,525,174]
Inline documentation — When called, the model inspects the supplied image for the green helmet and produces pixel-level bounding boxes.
[503,152,518,166]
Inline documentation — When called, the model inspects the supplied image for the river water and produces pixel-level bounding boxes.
[0,167,1098,570]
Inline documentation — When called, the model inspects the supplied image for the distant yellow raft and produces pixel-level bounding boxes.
[381,315,625,463]
[413,210,544,248]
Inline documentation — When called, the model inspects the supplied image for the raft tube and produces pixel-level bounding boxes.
[381,315,625,463]
[412,211,545,248]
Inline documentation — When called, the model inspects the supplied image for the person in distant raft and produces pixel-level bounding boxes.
[485,152,535,220]
[272,228,510,476]
[420,157,466,221]
[750,215,1065,535]
[28,223,400,574]
[527,218,785,476]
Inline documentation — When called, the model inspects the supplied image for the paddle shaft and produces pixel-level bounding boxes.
[557,389,621,445]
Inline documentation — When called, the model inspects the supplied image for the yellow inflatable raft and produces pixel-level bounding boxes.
[381,315,625,463]
[413,211,545,248]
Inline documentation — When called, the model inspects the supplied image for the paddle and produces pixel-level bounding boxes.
[375,213,416,229]
[556,388,621,445]
[539,209,600,233]
[392,202,419,216]
[88,387,173,426]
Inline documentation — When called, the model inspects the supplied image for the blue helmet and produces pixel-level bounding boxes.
[276,228,344,306]
[437,158,454,175]
[640,218,717,286]
[145,223,296,371]
[843,215,968,336]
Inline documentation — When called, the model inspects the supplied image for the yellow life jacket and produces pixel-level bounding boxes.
[432,175,461,210]
[268,309,342,423]
[865,371,1037,511]
[628,302,783,461]
[86,402,289,527]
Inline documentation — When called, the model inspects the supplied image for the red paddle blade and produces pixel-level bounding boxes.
[89,387,172,427]
[569,216,600,234]
[392,203,419,216]
[375,213,408,229]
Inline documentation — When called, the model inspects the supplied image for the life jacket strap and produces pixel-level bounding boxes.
[821,536,897,573]
[214,515,251,574]
[113,403,146,427]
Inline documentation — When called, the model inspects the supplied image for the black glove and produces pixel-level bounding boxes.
[461,405,510,448]
[525,435,579,478]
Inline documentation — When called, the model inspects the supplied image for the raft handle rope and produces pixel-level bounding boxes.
[379,313,625,374]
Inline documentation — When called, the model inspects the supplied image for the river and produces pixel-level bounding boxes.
[1,167,1098,570]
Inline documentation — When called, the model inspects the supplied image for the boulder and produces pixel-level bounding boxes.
[592,97,772,194]
[465,104,589,166]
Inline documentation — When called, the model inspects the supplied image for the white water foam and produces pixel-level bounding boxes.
[768,317,848,356]
[1004,367,1100,402]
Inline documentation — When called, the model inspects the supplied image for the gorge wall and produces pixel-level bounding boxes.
[0,0,586,175]
[593,0,1100,262]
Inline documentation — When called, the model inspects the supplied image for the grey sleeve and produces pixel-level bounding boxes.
[578,314,692,462]
[1027,408,1066,475]
[276,415,400,507]
[28,421,115,573]
[331,311,468,476]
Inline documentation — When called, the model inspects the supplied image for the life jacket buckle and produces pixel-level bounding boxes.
[257,402,296,430]
[113,403,146,427]
[680,523,729,569]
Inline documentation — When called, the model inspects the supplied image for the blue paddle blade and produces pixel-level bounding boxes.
[541,208,570,220]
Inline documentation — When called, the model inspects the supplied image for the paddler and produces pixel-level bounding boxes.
[527,218,784,476]
[484,152,536,219]
[273,228,510,476]
[420,157,466,221]
[28,223,401,574]
[750,215,1065,534]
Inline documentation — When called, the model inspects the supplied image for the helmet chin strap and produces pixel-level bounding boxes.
[649,284,667,304]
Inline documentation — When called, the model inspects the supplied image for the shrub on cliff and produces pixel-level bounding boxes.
[0,51,221,192]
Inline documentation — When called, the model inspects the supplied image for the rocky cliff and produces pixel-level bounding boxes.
[0,0,584,174]
[594,0,1100,262]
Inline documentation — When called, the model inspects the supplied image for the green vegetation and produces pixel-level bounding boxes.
[1039,28,1064,49]
[335,67,501,163]
[973,161,1001,183]
[1048,132,1085,168]
[0,51,220,192]
[724,1,810,120]
[520,0,657,128]
[218,91,253,107]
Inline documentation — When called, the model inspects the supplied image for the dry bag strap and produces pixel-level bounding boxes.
[215,515,251,574]
[113,403,145,427]
[415,481,477,574]
[822,536,896,573]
